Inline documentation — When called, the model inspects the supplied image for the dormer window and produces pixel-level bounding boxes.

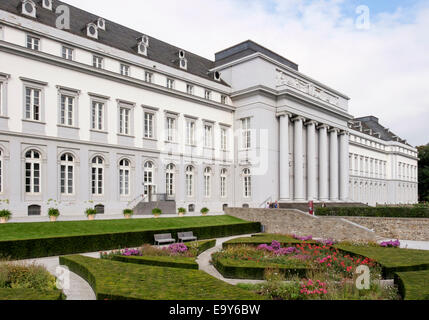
[137,35,149,56]
[179,50,187,70]
[97,18,106,30]
[42,0,52,10]
[21,0,36,18]
[86,23,98,39]
[214,71,221,82]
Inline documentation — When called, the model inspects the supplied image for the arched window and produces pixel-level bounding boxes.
[119,159,130,196]
[204,167,212,198]
[28,204,41,216]
[95,204,105,214]
[243,168,251,198]
[91,156,104,195]
[60,153,74,195]
[220,169,227,198]
[0,149,3,194]
[144,161,156,196]
[25,150,41,194]
[185,166,194,197]
[166,164,175,197]
[188,204,195,213]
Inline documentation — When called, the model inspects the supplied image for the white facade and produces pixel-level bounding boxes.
[0,1,418,217]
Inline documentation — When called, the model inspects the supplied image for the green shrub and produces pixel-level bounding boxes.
[395,270,429,300]
[188,239,216,255]
[316,206,429,218]
[0,210,11,220]
[111,255,199,270]
[178,208,187,214]
[85,208,97,217]
[152,208,162,216]
[48,208,60,217]
[123,209,134,216]
[201,207,209,215]
[0,288,65,300]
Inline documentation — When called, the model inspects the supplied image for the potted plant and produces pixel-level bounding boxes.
[48,208,60,222]
[200,207,209,216]
[123,209,134,219]
[85,208,97,221]
[0,210,11,224]
[152,208,162,218]
[178,207,186,217]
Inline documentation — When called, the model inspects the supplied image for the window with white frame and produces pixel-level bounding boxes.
[243,168,251,198]
[93,55,103,69]
[60,153,74,195]
[119,159,130,196]
[26,35,40,50]
[166,163,175,197]
[60,95,74,127]
[120,64,130,76]
[144,161,156,196]
[204,90,211,100]
[166,116,176,142]
[241,118,251,149]
[145,72,153,83]
[62,46,73,60]
[204,167,212,198]
[91,156,104,196]
[166,78,174,89]
[25,150,41,194]
[221,127,228,151]
[204,124,213,148]
[185,165,194,197]
[25,87,41,121]
[144,112,155,139]
[91,101,105,131]
[0,149,3,194]
[119,106,131,135]
[0,81,3,116]
[186,84,194,95]
[186,119,196,146]
[220,168,227,198]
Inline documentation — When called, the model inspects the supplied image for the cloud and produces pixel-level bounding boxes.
[63,0,429,146]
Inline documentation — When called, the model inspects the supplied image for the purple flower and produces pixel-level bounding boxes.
[380,240,400,248]
[292,234,313,241]
[168,243,188,254]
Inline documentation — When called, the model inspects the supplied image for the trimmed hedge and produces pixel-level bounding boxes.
[213,258,311,280]
[0,289,65,300]
[223,235,316,249]
[111,255,199,270]
[316,206,429,218]
[60,255,263,300]
[0,221,260,260]
[394,270,429,300]
[189,239,217,255]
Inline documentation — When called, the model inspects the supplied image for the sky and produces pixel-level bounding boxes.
[63,0,429,147]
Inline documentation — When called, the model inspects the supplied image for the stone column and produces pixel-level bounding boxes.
[329,128,339,201]
[306,120,317,201]
[318,124,329,202]
[279,113,291,201]
[293,116,305,201]
[339,131,349,201]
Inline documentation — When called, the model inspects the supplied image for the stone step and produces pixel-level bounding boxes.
[133,200,177,215]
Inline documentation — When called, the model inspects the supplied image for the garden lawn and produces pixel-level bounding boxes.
[395,270,429,300]
[223,234,316,248]
[111,255,199,270]
[60,255,263,300]
[0,216,248,241]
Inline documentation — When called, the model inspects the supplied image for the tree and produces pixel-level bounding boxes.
[417,144,429,202]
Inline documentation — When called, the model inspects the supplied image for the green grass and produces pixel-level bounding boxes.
[111,255,199,270]
[395,270,429,300]
[0,289,65,300]
[0,216,247,241]
[60,255,263,300]
[223,234,316,248]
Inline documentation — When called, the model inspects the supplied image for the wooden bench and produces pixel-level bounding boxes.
[154,233,176,245]
[177,232,197,243]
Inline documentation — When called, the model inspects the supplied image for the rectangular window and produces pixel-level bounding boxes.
[93,55,103,69]
[186,84,194,95]
[119,107,131,135]
[242,118,251,149]
[166,117,176,142]
[205,90,211,100]
[220,176,227,198]
[166,78,174,89]
[91,101,104,131]
[25,87,41,121]
[60,95,74,127]
[221,128,228,151]
[62,46,73,60]
[186,120,196,146]
[0,82,3,116]
[26,35,40,50]
[0,150,3,194]
[144,112,155,139]
[60,165,74,195]
[204,124,213,148]
[145,72,153,83]
[120,64,130,76]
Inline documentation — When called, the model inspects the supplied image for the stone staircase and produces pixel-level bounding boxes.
[279,202,368,212]
[133,198,177,215]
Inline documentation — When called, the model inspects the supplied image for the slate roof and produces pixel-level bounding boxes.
[349,115,409,145]
[0,0,229,85]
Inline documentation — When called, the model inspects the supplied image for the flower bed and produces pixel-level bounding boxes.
[222,234,316,249]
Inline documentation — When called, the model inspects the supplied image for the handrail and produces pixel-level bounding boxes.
[127,194,146,207]
[259,196,273,208]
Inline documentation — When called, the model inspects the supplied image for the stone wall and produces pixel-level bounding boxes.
[343,217,429,241]
[225,208,381,242]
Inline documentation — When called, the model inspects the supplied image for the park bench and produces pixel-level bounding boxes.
[154,233,176,245]
[177,231,198,243]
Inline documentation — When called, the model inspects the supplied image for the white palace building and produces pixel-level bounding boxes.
[0,0,419,217]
